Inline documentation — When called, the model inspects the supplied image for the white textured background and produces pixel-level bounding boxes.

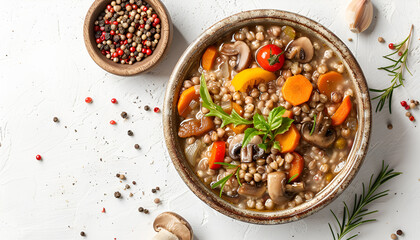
[0,0,419,239]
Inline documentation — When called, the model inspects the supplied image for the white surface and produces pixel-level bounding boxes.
[0,0,419,239]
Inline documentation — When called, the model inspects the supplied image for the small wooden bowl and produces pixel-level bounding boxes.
[83,0,173,76]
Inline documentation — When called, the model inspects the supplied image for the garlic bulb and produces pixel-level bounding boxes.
[345,0,373,33]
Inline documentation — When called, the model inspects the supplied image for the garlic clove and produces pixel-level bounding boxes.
[345,0,374,33]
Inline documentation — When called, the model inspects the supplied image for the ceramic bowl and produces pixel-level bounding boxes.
[163,10,371,224]
[83,0,173,76]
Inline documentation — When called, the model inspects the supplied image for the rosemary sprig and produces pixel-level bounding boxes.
[211,162,241,197]
[310,114,317,136]
[328,161,402,240]
[370,25,413,113]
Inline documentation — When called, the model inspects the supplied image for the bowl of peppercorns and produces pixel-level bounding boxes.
[83,0,172,76]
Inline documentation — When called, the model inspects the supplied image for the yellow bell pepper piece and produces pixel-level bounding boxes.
[231,68,277,92]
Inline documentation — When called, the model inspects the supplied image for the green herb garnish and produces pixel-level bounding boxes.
[328,161,402,240]
[310,114,317,136]
[288,173,299,183]
[200,75,252,128]
[268,47,285,66]
[370,25,413,113]
[211,162,241,197]
[199,74,293,151]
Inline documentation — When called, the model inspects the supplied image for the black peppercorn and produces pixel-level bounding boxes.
[120,111,128,118]
[105,33,111,40]
[114,191,121,198]
[99,20,105,26]
[104,25,111,32]
[127,130,133,136]
[113,35,120,42]
[144,105,150,111]
[80,231,86,237]
[138,207,144,212]
[53,117,59,122]
[103,45,110,51]
[134,144,140,149]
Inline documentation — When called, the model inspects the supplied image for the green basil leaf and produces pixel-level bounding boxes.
[268,106,286,130]
[253,113,270,131]
[273,141,282,151]
[274,117,294,136]
[242,128,264,147]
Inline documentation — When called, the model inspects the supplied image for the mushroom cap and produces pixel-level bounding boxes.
[301,113,336,149]
[287,37,314,63]
[220,41,251,72]
[153,212,193,240]
[228,134,244,160]
[267,171,288,204]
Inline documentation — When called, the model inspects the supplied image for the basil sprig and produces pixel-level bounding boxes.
[199,74,293,151]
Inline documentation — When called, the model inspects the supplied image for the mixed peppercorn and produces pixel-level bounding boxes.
[94,0,161,64]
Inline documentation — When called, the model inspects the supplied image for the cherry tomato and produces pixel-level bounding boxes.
[256,44,285,72]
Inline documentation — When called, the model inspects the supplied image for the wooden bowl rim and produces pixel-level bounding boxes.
[83,0,173,76]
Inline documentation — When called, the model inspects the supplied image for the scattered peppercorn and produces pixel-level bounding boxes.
[348,38,353,42]
[389,43,395,49]
[125,184,130,189]
[85,97,93,103]
[378,37,385,43]
[116,173,120,178]
[396,230,403,236]
[132,181,136,185]
[138,207,144,212]
[121,111,128,118]
[410,102,416,109]
[144,105,150,111]
[53,117,59,122]
[114,191,121,198]
[111,98,117,104]
[80,231,86,237]
[401,101,407,107]
[387,123,393,130]
[409,116,415,121]
[127,130,133,136]
[102,207,106,213]
[144,209,149,214]
[134,144,140,149]
[405,112,412,117]
[154,107,160,113]
[110,120,116,125]
[391,233,397,239]
[156,186,160,191]
[36,155,42,160]
[152,188,157,193]
[154,198,160,204]
[119,174,126,180]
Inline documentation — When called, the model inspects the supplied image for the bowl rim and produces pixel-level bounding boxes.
[83,0,173,76]
[163,9,371,224]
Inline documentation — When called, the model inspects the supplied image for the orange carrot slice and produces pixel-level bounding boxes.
[331,95,352,126]
[288,152,304,182]
[209,141,226,170]
[275,124,301,153]
[202,46,218,71]
[177,86,199,117]
[317,71,343,98]
[281,75,313,106]
[282,110,293,119]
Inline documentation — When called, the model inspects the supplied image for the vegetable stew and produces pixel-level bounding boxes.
[177,24,358,211]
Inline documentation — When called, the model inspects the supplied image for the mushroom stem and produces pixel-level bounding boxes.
[153,229,180,240]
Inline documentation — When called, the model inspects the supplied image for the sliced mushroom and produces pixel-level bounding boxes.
[267,171,288,204]
[220,41,251,71]
[238,184,266,198]
[285,182,305,193]
[285,37,314,63]
[240,135,264,162]
[301,112,336,148]
[228,134,244,160]
[153,212,193,240]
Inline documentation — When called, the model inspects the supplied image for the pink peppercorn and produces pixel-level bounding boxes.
[36,155,42,160]
[154,107,160,113]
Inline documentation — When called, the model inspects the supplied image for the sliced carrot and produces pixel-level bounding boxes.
[226,103,248,133]
[282,110,293,119]
[231,67,277,92]
[288,152,304,182]
[177,86,199,117]
[202,46,218,71]
[229,124,249,134]
[209,141,226,170]
[281,75,313,106]
[331,95,352,126]
[317,71,344,98]
[275,123,301,153]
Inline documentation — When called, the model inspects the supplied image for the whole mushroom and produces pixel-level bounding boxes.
[153,212,193,240]
[285,37,314,63]
[301,112,336,148]
[228,134,265,162]
[220,41,251,72]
